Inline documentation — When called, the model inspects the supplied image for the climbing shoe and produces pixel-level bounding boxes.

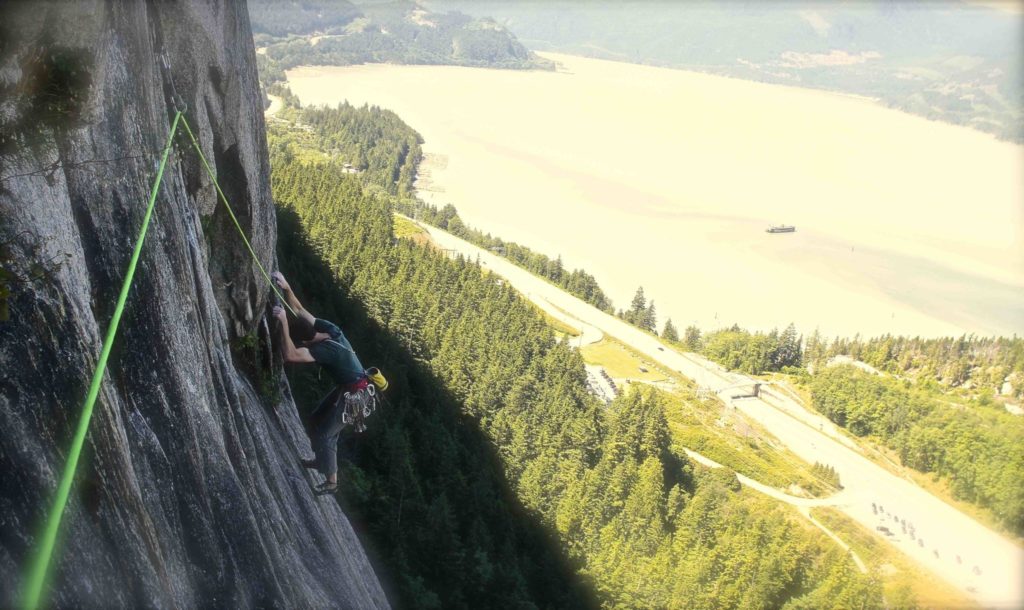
[314,480,339,496]
[300,458,318,470]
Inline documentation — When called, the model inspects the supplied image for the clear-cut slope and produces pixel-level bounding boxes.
[0,2,388,607]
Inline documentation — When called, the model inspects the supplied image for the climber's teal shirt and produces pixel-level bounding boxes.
[308,319,365,386]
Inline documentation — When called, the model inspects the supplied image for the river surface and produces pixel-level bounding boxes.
[287,53,1024,338]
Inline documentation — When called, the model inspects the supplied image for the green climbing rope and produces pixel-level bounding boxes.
[179,115,295,315]
[22,111,183,610]
[25,109,297,609]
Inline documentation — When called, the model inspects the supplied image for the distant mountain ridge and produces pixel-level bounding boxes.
[250,0,551,86]
[427,0,1023,143]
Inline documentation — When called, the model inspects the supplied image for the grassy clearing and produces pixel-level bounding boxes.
[763,373,814,404]
[578,338,837,496]
[539,300,592,337]
[662,389,839,497]
[268,110,333,164]
[539,309,581,338]
[810,507,978,609]
[580,337,670,383]
[393,214,427,239]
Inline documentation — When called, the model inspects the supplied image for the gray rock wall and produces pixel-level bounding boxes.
[0,2,389,607]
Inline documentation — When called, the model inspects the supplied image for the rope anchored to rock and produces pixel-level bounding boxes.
[23,110,182,610]
[23,108,294,609]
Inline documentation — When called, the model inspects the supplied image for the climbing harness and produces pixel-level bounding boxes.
[317,340,386,433]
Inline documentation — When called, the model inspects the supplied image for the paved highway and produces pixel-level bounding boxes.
[413,217,1024,608]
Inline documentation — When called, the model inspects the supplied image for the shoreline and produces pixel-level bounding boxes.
[285,56,1023,338]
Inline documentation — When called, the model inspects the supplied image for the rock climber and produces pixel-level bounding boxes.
[271,271,386,495]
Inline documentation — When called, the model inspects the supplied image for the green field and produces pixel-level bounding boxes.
[580,336,671,383]
[662,389,840,497]
[392,214,426,240]
[579,337,840,497]
[538,310,581,338]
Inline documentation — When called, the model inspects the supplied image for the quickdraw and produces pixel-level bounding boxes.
[341,383,378,433]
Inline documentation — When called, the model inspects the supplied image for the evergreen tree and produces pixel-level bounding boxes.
[662,318,679,342]
[644,300,657,332]
[804,328,825,370]
[628,286,647,326]
[774,323,802,369]
[684,325,702,351]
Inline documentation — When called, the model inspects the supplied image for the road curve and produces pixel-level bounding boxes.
[414,217,1024,608]
[682,448,849,509]
[682,448,867,574]
[532,294,603,346]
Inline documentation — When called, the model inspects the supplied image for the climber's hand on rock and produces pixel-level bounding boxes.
[271,271,290,292]
[273,305,287,323]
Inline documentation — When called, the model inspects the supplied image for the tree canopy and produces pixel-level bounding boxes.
[812,365,1024,535]
[267,103,881,608]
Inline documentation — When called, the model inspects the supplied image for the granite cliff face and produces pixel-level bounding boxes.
[0,2,388,607]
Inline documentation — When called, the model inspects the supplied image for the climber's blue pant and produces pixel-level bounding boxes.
[311,386,346,477]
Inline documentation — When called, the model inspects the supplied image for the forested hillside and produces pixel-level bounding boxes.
[271,89,1024,552]
[250,0,548,89]
[432,0,1023,143]
[267,106,881,608]
[671,323,1024,401]
[274,164,589,608]
[806,333,1024,396]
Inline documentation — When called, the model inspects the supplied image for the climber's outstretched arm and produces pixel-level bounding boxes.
[272,271,315,326]
[273,305,316,364]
